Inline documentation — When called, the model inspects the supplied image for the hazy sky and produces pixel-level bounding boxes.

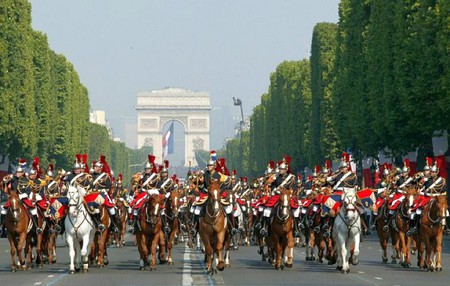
[29,0,340,154]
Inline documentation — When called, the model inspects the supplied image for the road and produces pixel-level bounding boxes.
[0,232,450,286]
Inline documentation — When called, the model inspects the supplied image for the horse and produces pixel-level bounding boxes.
[333,188,361,274]
[89,205,110,268]
[419,193,448,271]
[164,189,180,265]
[65,185,95,274]
[114,198,128,247]
[198,179,228,275]
[136,194,164,271]
[375,196,400,263]
[394,186,418,268]
[303,194,325,262]
[4,190,32,272]
[269,187,294,270]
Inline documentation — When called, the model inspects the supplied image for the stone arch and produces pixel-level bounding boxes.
[136,88,211,167]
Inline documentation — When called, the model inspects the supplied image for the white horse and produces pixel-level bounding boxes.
[65,185,95,274]
[333,188,361,274]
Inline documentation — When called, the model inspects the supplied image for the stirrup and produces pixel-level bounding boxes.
[383,225,389,232]
[189,228,197,236]
[254,223,261,229]
[36,227,43,234]
[299,223,305,229]
[294,231,301,238]
[406,227,417,237]
[128,226,134,234]
[164,226,171,233]
[322,223,329,230]
[231,228,238,236]
[313,226,320,233]
[323,231,330,238]
[260,228,268,237]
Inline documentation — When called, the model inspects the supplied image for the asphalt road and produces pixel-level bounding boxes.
[1,231,450,286]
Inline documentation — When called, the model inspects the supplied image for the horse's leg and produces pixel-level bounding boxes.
[66,235,76,274]
[17,231,27,270]
[216,230,226,271]
[285,231,294,268]
[8,234,18,272]
[378,232,388,263]
[436,231,443,271]
[148,233,158,271]
[158,230,167,264]
[224,232,231,268]
[351,232,360,266]
[273,235,282,270]
[97,232,105,268]
[167,229,174,265]
[36,231,43,268]
[81,233,92,272]
[136,232,148,270]
[341,240,349,273]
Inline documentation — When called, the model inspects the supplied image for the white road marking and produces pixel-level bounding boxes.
[357,271,365,274]
[182,244,193,286]
[374,277,383,280]
[47,275,55,278]
[34,283,42,285]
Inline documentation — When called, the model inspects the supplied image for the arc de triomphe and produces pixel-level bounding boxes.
[136,88,211,167]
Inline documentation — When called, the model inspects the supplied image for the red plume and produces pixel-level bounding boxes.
[164,160,169,168]
[315,165,321,175]
[76,154,82,163]
[148,154,155,164]
[119,174,123,181]
[284,156,291,166]
[425,157,433,167]
[325,160,331,170]
[232,169,237,176]
[268,160,275,169]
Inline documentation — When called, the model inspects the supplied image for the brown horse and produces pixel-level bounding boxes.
[199,180,228,275]
[394,187,418,268]
[419,194,448,271]
[89,206,111,268]
[41,220,58,265]
[164,189,180,265]
[136,194,164,271]
[4,191,32,272]
[304,199,325,262]
[269,187,295,270]
[114,198,128,247]
[375,198,400,263]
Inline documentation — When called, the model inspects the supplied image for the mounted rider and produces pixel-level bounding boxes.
[190,151,228,236]
[128,154,159,233]
[408,157,448,236]
[325,152,358,233]
[157,160,176,233]
[86,155,118,233]
[1,158,43,234]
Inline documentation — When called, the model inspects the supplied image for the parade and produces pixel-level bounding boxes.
[0,150,448,278]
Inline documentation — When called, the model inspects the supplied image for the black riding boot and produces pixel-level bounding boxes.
[32,214,43,234]
[407,217,418,237]
[298,214,306,229]
[260,217,269,237]
[0,213,5,226]
[110,213,119,233]
[92,213,105,231]
[293,215,301,237]
[190,214,199,236]
[161,214,171,234]
[128,215,138,234]
[227,213,238,235]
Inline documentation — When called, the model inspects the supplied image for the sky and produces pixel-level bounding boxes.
[29,0,340,164]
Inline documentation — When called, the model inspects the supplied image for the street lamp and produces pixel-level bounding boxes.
[233,97,244,138]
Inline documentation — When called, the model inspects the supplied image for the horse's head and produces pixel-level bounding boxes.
[342,192,359,221]
[67,185,83,216]
[166,190,180,217]
[147,195,162,226]
[8,190,22,222]
[278,187,292,208]
[207,180,221,211]
[403,187,419,215]
[435,194,448,223]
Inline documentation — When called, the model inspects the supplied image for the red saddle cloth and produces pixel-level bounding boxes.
[84,192,115,208]
[388,193,404,211]
[130,191,147,209]
[375,198,385,210]
[265,195,279,207]
[36,199,48,210]
[237,198,246,206]
[253,195,268,208]
[3,197,34,208]
[301,198,313,208]
[412,195,430,211]
[290,197,299,209]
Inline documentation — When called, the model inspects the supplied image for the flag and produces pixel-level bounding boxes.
[162,122,174,158]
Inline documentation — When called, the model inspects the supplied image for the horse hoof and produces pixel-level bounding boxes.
[168,261,174,266]
[285,263,292,268]
[75,267,81,273]
[225,264,230,268]
[305,257,310,261]
[11,268,16,273]
[438,267,442,272]
[69,269,75,274]
[352,258,359,266]
[139,267,145,271]
[280,265,285,270]
[382,258,388,263]
[83,268,89,273]
[275,265,280,270]
[262,257,266,262]
[336,266,343,271]
[391,259,397,264]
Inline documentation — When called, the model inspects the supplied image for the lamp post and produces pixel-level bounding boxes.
[233,97,244,138]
